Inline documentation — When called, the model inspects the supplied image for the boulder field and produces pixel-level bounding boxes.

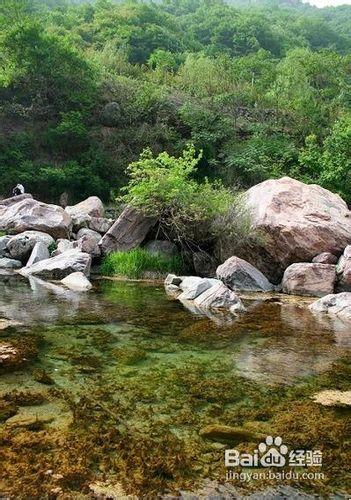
[1,175,351,318]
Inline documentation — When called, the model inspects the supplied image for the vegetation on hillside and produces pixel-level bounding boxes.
[0,0,350,203]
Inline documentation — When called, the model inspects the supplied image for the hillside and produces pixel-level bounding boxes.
[0,0,350,204]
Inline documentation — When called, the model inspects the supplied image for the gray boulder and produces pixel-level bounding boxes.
[26,242,50,267]
[0,236,11,258]
[61,272,92,291]
[216,256,274,292]
[0,195,72,239]
[178,276,214,300]
[20,249,92,279]
[312,252,338,265]
[0,258,22,269]
[99,205,156,255]
[6,231,54,262]
[194,282,245,311]
[309,292,351,321]
[282,263,336,297]
[144,240,177,257]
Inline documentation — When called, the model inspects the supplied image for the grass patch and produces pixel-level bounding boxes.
[100,247,184,279]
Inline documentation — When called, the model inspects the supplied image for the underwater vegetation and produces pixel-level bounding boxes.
[0,279,349,497]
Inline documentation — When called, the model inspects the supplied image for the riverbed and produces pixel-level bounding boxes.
[0,272,350,498]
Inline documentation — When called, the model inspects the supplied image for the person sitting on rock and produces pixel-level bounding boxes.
[12,184,25,196]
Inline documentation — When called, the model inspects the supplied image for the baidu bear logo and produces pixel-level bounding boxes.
[258,436,288,467]
[225,435,322,468]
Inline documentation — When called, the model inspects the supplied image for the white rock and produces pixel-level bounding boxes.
[61,272,92,291]
[309,292,351,320]
[194,282,245,311]
[26,242,50,267]
[178,276,214,300]
[20,249,92,279]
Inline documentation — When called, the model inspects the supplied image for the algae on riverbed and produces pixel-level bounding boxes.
[0,277,349,497]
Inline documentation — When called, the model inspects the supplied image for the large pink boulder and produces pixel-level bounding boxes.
[282,263,336,297]
[99,205,156,255]
[241,177,351,282]
[0,195,72,240]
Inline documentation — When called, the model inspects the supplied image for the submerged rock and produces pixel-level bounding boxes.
[282,263,336,297]
[309,292,351,321]
[99,205,156,255]
[0,195,72,239]
[238,177,351,282]
[216,256,274,292]
[61,271,92,291]
[5,412,54,430]
[20,249,92,279]
[312,390,351,407]
[199,424,265,444]
[0,257,22,269]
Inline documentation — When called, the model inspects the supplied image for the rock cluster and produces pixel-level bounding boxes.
[0,194,111,291]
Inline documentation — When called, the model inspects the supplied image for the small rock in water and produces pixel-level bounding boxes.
[199,424,265,444]
[216,256,274,292]
[178,276,214,300]
[61,271,92,291]
[312,390,351,407]
[164,274,182,286]
[5,413,54,430]
[194,282,245,311]
[33,369,55,385]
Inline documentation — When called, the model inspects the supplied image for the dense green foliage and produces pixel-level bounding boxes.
[100,247,184,278]
[1,0,351,202]
[121,145,232,242]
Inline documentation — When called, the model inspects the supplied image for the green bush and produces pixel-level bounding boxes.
[119,144,233,245]
[100,248,184,279]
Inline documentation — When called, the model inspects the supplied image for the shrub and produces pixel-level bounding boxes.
[100,248,184,279]
[119,144,233,246]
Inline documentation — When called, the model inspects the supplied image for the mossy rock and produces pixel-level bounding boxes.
[199,424,266,444]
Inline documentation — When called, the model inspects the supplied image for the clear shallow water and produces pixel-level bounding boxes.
[0,272,350,498]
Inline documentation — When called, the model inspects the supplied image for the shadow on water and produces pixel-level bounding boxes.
[0,272,350,497]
